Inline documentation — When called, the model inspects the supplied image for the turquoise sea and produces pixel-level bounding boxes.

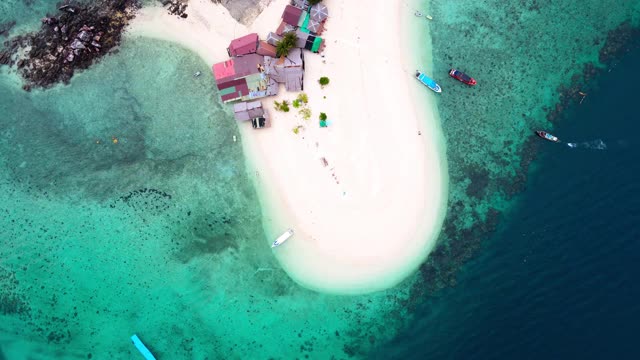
[2,0,640,359]
[1,1,415,358]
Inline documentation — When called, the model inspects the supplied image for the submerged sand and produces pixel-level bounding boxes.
[129,0,448,294]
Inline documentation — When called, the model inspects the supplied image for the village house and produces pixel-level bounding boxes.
[227,33,259,57]
[212,54,275,103]
[233,100,271,129]
[266,32,282,46]
[264,48,304,91]
[281,5,303,27]
[256,41,277,57]
[263,47,305,92]
[291,0,310,11]
[274,5,325,52]
[307,3,328,35]
[210,1,328,105]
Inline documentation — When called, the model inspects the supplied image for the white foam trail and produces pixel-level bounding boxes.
[566,139,607,150]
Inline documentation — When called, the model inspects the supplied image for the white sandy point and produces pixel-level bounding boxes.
[128,0,448,294]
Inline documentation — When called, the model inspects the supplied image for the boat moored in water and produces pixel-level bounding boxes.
[535,130,560,143]
[449,68,477,86]
[131,334,157,360]
[271,229,294,248]
[415,70,442,93]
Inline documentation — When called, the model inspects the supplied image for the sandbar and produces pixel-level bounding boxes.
[129,0,448,294]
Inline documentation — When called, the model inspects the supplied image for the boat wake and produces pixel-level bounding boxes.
[566,139,607,150]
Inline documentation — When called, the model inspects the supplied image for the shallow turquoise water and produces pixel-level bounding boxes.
[0,5,418,358]
[5,0,639,358]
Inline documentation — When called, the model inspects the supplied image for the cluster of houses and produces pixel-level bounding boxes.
[211,0,329,129]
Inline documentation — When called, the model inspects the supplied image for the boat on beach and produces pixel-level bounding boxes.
[535,130,560,143]
[271,228,294,248]
[449,68,477,86]
[415,70,442,93]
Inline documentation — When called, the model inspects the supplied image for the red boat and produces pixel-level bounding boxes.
[449,69,477,86]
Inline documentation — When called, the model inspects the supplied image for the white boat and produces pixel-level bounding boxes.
[271,229,294,248]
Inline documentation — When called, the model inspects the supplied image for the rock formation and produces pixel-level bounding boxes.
[0,0,139,91]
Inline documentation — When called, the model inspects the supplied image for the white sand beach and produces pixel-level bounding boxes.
[129,0,448,294]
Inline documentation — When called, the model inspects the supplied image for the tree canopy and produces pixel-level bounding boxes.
[276,32,298,57]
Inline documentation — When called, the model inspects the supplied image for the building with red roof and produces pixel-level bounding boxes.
[212,54,279,103]
[256,41,277,57]
[227,33,259,57]
[281,5,303,26]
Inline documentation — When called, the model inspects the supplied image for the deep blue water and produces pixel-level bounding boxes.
[379,41,640,359]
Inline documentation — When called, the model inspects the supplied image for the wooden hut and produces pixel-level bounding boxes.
[233,101,271,129]
[227,33,259,57]
[212,54,270,103]
[281,5,303,26]
[256,41,277,57]
[263,48,304,92]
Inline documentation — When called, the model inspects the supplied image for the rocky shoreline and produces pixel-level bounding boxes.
[162,0,189,18]
[0,0,277,91]
[0,0,140,91]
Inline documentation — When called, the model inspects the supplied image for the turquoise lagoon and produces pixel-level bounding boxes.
[0,5,418,359]
[2,0,640,358]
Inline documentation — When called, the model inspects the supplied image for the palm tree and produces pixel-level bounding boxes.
[276,32,298,57]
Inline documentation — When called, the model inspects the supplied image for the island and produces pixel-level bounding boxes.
[129,0,449,294]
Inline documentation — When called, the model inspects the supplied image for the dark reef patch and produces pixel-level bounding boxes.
[115,188,173,215]
[410,19,640,305]
[465,165,490,198]
[172,211,239,263]
[549,21,640,123]
[0,266,30,318]
[599,21,640,64]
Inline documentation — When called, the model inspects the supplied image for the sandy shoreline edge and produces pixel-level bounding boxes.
[128,0,448,294]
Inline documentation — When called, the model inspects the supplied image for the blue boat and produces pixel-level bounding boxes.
[131,334,157,360]
[415,70,442,93]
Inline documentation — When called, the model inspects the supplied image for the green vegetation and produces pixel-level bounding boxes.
[292,99,301,108]
[308,0,322,5]
[297,92,309,104]
[292,125,303,134]
[318,76,330,87]
[276,32,298,57]
[319,112,327,121]
[299,108,311,120]
[274,100,290,112]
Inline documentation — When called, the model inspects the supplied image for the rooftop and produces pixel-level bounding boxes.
[309,3,329,22]
[282,5,303,26]
[233,100,265,121]
[213,53,264,85]
[228,33,259,57]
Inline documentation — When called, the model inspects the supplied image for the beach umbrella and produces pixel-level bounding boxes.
[310,3,328,22]
[307,19,322,34]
